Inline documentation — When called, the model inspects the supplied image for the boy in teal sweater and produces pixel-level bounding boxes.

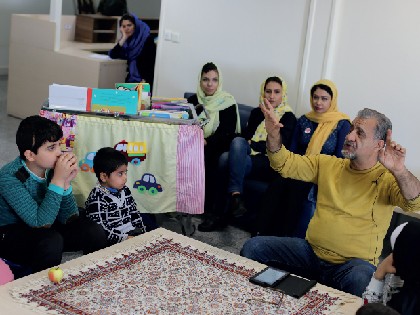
[0,116,107,274]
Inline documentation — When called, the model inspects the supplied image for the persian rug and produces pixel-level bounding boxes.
[11,229,348,315]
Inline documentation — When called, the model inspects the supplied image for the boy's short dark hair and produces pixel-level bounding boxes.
[356,303,400,315]
[16,116,63,160]
[93,147,128,181]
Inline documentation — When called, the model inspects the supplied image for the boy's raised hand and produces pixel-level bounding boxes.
[373,253,396,280]
[64,163,79,190]
[52,153,78,188]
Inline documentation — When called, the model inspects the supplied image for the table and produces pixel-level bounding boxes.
[0,228,362,314]
[40,110,205,215]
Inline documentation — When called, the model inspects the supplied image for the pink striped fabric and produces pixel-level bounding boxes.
[176,125,205,214]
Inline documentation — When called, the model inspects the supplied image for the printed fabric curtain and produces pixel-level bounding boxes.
[40,110,204,214]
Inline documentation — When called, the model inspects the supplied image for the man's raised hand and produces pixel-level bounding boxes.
[378,129,406,175]
[259,98,283,152]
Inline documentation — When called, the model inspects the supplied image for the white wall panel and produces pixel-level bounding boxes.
[330,0,420,176]
[155,0,312,110]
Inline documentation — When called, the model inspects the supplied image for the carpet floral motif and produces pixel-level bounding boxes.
[15,237,340,314]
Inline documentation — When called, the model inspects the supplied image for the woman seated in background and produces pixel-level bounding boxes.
[255,79,351,237]
[109,13,156,89]
[198,76,297,232]
[187,62,241,224]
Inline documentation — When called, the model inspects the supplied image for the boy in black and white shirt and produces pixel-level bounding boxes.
[85,147,156,245]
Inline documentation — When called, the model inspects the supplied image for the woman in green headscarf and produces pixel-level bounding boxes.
[187,62,241,217]
[197,76,297,232]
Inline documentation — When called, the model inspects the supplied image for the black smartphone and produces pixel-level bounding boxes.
[249,267,290,287]
[274,274,317,298]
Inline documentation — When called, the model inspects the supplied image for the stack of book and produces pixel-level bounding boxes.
[148,97,192,120]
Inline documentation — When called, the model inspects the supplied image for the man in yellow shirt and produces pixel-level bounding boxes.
[241,103,420,297]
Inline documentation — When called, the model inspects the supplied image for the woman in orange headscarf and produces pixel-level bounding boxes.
[256,79,351,237]
[289,79,350,156]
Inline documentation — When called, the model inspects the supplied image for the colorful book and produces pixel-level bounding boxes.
[115,83,151,111]
[91,89,138,115]
[139,110,189,119]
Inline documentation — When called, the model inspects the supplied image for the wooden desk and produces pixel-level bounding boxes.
[7,14,126,119]
[75,14,119,43]
[0,228,361,314]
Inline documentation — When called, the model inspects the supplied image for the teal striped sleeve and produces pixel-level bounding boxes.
[48,183,65,195]
[0,172,62,227]
[63,185,73,196]
[57,185,79,223]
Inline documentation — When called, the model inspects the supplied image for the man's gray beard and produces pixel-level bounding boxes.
[341,149,356,160]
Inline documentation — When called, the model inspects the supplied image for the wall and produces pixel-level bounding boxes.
[7,14,127,119]
[155,0,420,177]
[0,1,74,75]
[0,0,161,74]
[127,0,161,18]
[155,0,350,112]
[155,0,349,113]
[330,0,420,177]
[155,0,316,110]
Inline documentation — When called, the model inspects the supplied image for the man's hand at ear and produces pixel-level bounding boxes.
[379,130,420,200]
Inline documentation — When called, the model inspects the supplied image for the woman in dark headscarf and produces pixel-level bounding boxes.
[109,13,156,89]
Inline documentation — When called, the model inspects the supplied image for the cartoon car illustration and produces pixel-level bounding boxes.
[79,152,96,172]
[133,173,163,195]
[114,140,147,165]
